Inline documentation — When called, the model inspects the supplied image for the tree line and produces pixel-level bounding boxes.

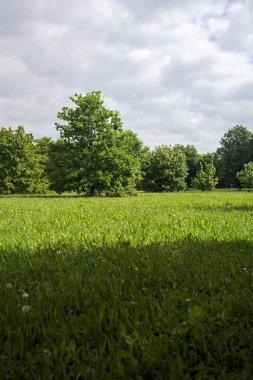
[1,91,253,195]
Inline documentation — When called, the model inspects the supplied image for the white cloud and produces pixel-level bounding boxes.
[0,0,252,152]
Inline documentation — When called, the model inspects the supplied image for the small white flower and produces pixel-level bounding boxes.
[22,293,29,298]
[22,305,30,314]
[6,283,13,288]
[43,349,51,356]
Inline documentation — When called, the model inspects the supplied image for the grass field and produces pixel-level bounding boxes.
[0,191,253,379]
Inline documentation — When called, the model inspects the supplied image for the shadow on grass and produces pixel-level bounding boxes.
[1,237,253,294]
[1,238,253,379]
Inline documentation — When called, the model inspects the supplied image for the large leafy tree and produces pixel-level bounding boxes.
[216,125,252,187]
[49,91,142,196]
[0,126,48,194]
[142,145,187,192]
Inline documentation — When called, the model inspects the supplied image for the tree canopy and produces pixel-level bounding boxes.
[49,91,142,196]
[192,157,218,191]
[0,126,48,194]
[175,144,201,187]
[236,162,253,190]
[142,145,187,192]
[1,91,253,195]
[216,125,252,187]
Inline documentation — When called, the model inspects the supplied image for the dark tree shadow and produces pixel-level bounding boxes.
[1,238,253,379]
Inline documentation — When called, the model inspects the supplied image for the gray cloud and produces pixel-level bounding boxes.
[0,0,252,152]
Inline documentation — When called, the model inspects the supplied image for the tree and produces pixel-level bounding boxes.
[200,152,217,165]
[137,146,152,190]
[236,162,253,190]
[192,158,218,191]
[142,145,187,192]
[36,136,53,179]
[216,125,252,187]
[49,91,142,196]
[175,144,201,187]
[36,136,53,161]
[0,126,49,194]
[249,135,253,162]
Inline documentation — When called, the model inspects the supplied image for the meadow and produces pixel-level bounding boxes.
[0,191,253,379]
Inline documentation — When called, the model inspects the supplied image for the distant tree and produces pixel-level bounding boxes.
[36,136,53,158]
[47,138,77,193]
[36,136,53,174]
[236,162,253,190]
[216,125,252,187]
[249,135,253,162]
[175,144,201,187]
[0,126,48,194]
[192,157,218,191]
[49,91,142,196]
[137,146,152,190]
[142,145,187,192]
[200,152,217,165]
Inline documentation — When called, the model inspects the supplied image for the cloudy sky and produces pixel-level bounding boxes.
[0,0,253,152]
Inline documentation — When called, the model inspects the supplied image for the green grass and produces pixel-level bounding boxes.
[0,191,253,379]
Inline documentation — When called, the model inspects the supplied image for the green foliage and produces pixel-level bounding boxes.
[192,158,218,191]
[249,135,253,162]
[142,145,187,192]
[35,136,53,182]
[0,126,49,194]
[236,161,253,190]
[137,145,152,190]
[201,151,217,165]
[216,125,252,187]
[0,192,253,378]
[49,91,142,196]
[175,144,201,187]
[36,136,53,164]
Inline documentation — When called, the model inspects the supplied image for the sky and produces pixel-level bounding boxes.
[0,0,253,152]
